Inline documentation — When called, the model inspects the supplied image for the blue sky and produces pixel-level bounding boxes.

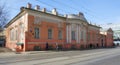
[1,0,120,25]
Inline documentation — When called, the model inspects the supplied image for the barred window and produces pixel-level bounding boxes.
[58,30,62,40]
[72,31,76,40]
[48,29,52,39]
[34,16,40,24]
[34,28,39,39]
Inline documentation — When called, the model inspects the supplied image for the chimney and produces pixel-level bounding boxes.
[35,5,40,10]
[52,8,58,15]
[27,3,32,8]
[78,12,84,16]
[42,8,46,12]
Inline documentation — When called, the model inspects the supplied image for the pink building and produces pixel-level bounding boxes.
[100,28,114,47]
[5,3,114,52]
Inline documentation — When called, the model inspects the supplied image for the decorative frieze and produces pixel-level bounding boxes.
[58,22,63,28]
[34,16,41,25]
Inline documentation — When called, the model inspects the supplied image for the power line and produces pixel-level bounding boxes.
[50,0,103,23]
[35,0,95,23]
[69,0,106,20]
[34,0,108,23]
[51,0,102,20]
[51,0,100,20]
[35,0,72,14]
[69,1,95,13]
[35,0,99,18]
[52,0,81,12]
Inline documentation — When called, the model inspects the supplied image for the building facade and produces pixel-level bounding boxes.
[101,23,120,44]
[5,3,114,52]
[0,28,6,47]
[100,28,114,47]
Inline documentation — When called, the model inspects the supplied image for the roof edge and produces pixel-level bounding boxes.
[89,23,101,28]
[5,8,25,28]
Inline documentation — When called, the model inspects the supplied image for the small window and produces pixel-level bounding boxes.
[72,31,76,40]
[48,29,52,39]
[58,30,62,40]
[34,28,39,39]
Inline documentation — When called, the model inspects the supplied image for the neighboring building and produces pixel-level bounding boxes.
[5,3,114,52]
[87,24,101,48]
[100,28,114,47]
[100,34,106,47]
[0,28,6,47]
[101,23,120,44]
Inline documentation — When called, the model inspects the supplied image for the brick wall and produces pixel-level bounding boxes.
[25,14,66,51]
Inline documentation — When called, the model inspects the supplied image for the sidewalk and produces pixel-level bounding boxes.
[0,52,17,58]
[0,50,58,58]
[0,47,119,58]
[22,51,55,54]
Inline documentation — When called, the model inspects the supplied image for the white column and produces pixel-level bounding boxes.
[69,24,71,43]
[76,24,79,43]
[78,25,81,43]
[85,29,86,43]
[66,24,69,43]
[84,28,86,44]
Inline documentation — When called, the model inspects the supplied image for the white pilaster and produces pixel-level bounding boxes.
[66,24,69,43]
[79,25,81,43]
[69,24,71,43]
[84,29,86,44]
[76,24,79,43]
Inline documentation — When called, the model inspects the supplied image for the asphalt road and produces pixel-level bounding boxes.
[0,47,120,65]
[71,50,120,65]
[83,55,120,65]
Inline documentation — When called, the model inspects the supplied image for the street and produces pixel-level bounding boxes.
[0,47,120,65]
[72,54,120,65]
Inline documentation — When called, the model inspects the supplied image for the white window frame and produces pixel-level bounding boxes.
[72,31,76,40]
[48,29,52,39]
[58,30,62,40]
[34,27,40,39]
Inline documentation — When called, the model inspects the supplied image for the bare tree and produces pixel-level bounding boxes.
[0,1,8,28]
